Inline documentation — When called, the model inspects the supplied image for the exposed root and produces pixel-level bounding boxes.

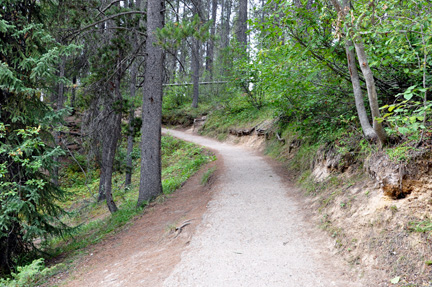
[174,219,193,239]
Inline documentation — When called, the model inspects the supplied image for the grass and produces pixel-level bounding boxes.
[200,167,216,185]
[408,220,432,235]
[386,145,415,162]
[161,135,216,193]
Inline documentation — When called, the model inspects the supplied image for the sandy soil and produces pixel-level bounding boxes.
[56,129,374,286]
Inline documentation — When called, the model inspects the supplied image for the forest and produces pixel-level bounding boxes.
[1,0,432,285]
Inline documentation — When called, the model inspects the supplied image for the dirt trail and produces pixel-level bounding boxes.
[60,129,370,287]
[162,129,365,287]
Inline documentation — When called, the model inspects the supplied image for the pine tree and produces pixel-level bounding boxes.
[0,0,76,274]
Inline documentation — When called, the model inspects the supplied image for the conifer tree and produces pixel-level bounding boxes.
[0,0,76,274]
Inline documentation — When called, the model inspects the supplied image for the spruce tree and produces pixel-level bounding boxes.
[0,0,75,274]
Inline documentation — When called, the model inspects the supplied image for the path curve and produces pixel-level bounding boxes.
[163,129,363,287]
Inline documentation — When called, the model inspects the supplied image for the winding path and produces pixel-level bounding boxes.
[162,129,363,287]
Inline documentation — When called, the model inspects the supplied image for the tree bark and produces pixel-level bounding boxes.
[191,0,201,108]
[138,0,164,206]
[179,3,187,74]
[331,0,386,145]
[97,0,122,213]
[97,62,122,214]
[206,0,217,79]
[236,0,247,47]
[345,40,377,140]
[354,39,386,145]
[219,0,232,75]
[191,39,200,108]
[221,0,231,50]
[125,0,143,187]
[71,75,77,115]
[125,50,137,187]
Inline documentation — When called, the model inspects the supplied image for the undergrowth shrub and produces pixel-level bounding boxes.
[0,258,64,287]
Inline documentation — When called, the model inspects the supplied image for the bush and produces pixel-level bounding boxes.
[0,258,64,287]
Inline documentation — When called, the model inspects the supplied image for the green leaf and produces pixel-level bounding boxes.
[398,127,410,135]
[404,93,413,100]
[388,106,396,112]
[406,85,417,93]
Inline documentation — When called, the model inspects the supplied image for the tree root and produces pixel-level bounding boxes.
[174,219,193,239]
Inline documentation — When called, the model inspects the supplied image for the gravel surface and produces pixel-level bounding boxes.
[163,129,364,287]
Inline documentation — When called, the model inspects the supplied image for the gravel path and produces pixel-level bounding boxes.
[163,129,363,287]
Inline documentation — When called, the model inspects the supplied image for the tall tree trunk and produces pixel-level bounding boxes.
[206,0,217,79]
[97,0,122,212]
[220,0,232,75]
[98,61,122,214]
[191,39,200,108]
[125,48,138,187]
[53,56,66,186]
[221,0,231,50]
[191,0,201,108]
[71,75,77,115]
[354,39,386,145]
[179,3,187,74]
[125,0,143,187]
[138,0,165,206]
[236,0,247,47]
[345,40,377,140]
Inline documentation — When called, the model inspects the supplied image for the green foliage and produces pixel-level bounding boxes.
[162,101,212,127]
[232,52,266,110]
[379,86,432,138]
[386,145,416,163]
[247,0,432,143]
[158,14,211,49]
[0,258,64,287]
[249,2,358,141]
[41,198,143,260]
[0,0,78,275]
[161,135,215,194]
[163,84,193,110]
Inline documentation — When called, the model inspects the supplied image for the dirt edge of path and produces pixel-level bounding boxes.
[46,152,224,287]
